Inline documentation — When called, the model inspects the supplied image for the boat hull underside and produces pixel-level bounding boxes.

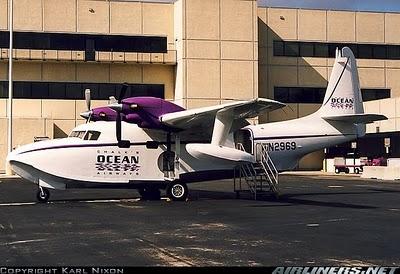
[9,160,234,190]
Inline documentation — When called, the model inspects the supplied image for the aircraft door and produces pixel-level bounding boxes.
[157,132,176,178]
[234,129,253,154]
[158,151,175,172]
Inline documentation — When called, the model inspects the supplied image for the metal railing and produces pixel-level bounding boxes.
[233,142,279,199]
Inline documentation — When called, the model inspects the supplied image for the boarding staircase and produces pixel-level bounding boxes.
[234,143,279,200]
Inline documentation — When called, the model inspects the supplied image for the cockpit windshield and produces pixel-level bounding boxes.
[69,130,101,141]
[84,131,101,140]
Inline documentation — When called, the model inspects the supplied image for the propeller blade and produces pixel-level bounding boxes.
[116,112,121,142]
[84,89,91,111]
[118,83,129,103]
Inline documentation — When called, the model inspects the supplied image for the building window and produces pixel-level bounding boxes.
[274,87,390,103]
[274,87,326,104]
[0,31,167,61]
[0,82,164,100]
[273,41,400,60]
[387,45,400,59]
[300,43,314,56]
[314,43,329,57]
[284,42,299,57]
[358,44,373,59]
[273,41,284,56]
[362,89,391,102]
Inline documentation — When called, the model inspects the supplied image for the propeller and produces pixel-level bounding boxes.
[113,83,130,148]
[85,88,91,110]
[80,88,92,122]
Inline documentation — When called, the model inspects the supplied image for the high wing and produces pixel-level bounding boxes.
[160,98,285,131]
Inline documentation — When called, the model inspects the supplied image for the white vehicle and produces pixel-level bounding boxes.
[7,47,386,202]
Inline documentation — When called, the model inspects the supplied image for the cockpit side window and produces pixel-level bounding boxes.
[84,131,101,141]
[69,130,86,139]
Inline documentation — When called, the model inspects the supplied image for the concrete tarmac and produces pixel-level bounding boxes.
[0,174,399,266]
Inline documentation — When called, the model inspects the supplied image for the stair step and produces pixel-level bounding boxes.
[234,145,279,200]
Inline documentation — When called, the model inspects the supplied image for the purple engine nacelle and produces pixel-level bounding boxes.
[121,97,184,129]
[89,97,185,130]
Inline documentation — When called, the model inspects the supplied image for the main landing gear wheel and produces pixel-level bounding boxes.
[167,182,188,201]
[139,187,161,200]
[36,187,50,203]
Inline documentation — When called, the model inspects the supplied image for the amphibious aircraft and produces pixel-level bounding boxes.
[7,47,387,202]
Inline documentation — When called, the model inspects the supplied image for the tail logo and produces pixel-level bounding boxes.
[330,97,354,110]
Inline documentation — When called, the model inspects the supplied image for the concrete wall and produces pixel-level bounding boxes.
[259,7,400,123]
[258,7,400,170]
[174,0,259,108]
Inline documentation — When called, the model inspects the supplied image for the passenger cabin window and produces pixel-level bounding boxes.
[69,131,86,139]
[84,131,101,141]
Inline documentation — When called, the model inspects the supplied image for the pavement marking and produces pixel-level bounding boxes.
[2,239,46,246]
[327,185,344,188]
[0,198,145,207]
[306,223,320,227]
[78,199,140,203]
[117,204,144,209]
[388,208,400,212]
[0,202,36,206]
[326,218,349,222]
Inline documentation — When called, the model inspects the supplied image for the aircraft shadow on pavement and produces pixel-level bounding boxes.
[191,189,379,209]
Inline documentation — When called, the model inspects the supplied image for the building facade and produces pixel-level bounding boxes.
[0,0,399,171]
[258,7,400,169]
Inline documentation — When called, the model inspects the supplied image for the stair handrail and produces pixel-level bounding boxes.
[256,143,279,186]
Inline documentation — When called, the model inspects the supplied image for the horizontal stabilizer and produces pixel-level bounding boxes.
[322,113,387,124]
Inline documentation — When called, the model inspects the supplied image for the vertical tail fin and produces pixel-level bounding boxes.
[318,47,387,136]
[319,47,363,117]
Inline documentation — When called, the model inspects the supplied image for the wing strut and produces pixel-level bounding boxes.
[211,109,233,146]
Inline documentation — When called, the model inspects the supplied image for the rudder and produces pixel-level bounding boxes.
[319,47,364,117]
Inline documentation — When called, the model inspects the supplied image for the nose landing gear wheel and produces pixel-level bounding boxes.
[36,187,50,203]
[167,182,188,201]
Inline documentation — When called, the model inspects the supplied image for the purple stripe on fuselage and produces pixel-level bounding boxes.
[17,142,147,155]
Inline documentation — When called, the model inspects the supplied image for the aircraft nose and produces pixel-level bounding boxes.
[6,149,18,163]
[6,149,20,175]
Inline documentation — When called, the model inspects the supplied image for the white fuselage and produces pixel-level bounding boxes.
[248,112,360,170]
[7,113,359,189]
[7,121,254,189]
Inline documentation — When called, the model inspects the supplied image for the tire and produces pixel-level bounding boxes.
[355,168,360,174]
[335,168,340,174]
[36,188,50,203]
[345,168,350,174]
[167,182,188,201]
